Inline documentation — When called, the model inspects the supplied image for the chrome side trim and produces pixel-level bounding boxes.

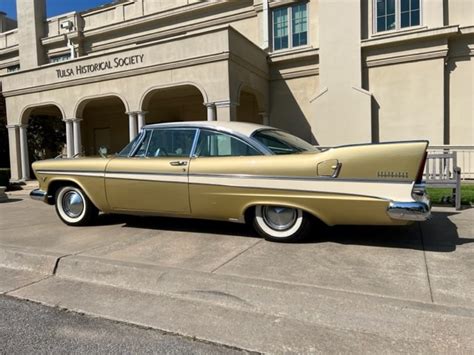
[35,169,414,184]
[189,173,412,184]
[387,193,431,221]
[106,172,188,183]
[30,189,48,203]
[329,140,430,150]
[36,170,104,177]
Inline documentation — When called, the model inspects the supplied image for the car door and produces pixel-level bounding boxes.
[105,128,197,214]
[188,129,264,220]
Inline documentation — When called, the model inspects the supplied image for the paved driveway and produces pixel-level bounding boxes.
[1,189,473,352]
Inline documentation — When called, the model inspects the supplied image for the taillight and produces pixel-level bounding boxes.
[416,151,427,184]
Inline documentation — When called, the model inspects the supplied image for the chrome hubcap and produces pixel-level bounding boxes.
[62,190,84,218]
[262,206,297,231]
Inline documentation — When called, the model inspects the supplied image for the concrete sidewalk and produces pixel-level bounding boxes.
[1,190,473,353]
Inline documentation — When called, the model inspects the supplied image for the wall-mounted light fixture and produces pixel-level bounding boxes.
[60,20,74,31]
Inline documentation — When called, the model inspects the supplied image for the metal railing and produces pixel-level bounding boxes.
[315,145,474,180]
[427,146,474,180]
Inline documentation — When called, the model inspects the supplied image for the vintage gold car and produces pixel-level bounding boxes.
[30,121,431,242]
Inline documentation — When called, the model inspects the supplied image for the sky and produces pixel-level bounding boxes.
[0,0,114,19]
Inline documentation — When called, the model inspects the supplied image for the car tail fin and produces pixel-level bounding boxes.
[415,151,428,184]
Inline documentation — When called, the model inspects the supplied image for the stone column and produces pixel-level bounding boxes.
[16,0,46,69]
[127,112,138,141]
[72,118,82,156]
[312,0,371,145]
[6,125,21,182]
[258,112,269,125]
[137,111,147,132]
[19,124,30,180]
[63,118,74,158]
[204,103,216,121]
[215,101,238,122]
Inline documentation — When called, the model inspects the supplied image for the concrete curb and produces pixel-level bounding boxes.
[55,255,474,336]
[8,255,474,353]
[3,249,474,352]
[0,245,63,275]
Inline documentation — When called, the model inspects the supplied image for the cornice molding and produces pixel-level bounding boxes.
[88,10,256,54]
[41,34,66,46]
[365,49,449,68]
[0,45,18,56]
[271,68,318,81]
[269,47,319,63]
[362,25,459,48]
[2,52,230,97]
[0,59,19,70]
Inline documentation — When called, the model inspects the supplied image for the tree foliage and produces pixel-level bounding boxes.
[27,116,65,163]
[0,88,8,168]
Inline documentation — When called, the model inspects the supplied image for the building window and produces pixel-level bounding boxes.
[7,64,20,73]
[272,2,308,51]
[49,54,71,63]
[375,0,421,33]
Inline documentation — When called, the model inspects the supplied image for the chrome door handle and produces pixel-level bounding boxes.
[169,161,187,166]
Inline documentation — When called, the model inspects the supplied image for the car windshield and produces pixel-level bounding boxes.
[117,132,143,157]
[252,129,318,155]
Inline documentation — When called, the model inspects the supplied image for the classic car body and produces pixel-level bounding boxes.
[30,121,431,242]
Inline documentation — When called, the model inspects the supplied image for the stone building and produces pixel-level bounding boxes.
[0,0,473,181]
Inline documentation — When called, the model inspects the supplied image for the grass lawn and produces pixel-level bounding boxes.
[427,184,474,206]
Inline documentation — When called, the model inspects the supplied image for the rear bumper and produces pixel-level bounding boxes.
[30,189,48,203]
[387,192,431,222]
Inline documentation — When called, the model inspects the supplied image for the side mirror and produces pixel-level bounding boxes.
[98,146,108,158]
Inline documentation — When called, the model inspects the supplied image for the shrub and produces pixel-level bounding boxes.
[0,168,10,187]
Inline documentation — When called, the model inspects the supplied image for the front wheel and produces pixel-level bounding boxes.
[55,186,98,226]
[253,205,312,243]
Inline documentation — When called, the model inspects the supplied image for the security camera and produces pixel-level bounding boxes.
[60,20,74,31]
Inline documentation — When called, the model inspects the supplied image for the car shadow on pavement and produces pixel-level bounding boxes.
[97,211,472,250]
[119,215,256,238]
[0,199,23,204]
[307,211,472,252]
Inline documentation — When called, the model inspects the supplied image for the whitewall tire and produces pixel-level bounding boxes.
[55,186,98,226]
[253,205,312,242]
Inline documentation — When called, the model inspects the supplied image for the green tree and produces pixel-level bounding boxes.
[0,87,9,168]
[27,116,66,164]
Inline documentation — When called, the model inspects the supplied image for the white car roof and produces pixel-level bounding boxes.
[143,121,273,137]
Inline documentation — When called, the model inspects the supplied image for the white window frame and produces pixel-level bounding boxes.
[271,2,309,52]
[372,0,423,35]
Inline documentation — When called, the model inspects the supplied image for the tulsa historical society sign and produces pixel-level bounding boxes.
[55,54,145,79]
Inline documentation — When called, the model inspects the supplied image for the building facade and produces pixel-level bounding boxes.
[0,0,473,181]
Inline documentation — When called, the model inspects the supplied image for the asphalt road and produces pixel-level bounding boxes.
[0,295,247,354]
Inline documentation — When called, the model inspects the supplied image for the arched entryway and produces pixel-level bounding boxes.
[237,90,262,124]
[235,84,267,124]
[75,96,128,156]
[19,104,65,179]
[141,85,207,125]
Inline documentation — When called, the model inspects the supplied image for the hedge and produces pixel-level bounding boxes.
[0,168,10,187]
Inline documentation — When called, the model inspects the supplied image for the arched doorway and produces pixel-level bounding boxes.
[76,96,128,156]
[142,85,206,124]
[21,104,65,179]
[237,90,262,124]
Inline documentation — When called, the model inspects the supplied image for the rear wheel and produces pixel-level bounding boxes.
[55,186,98,226]
[253,205,312,242]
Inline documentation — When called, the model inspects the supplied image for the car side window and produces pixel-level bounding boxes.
[142,129,197,158]
[195,130,262,157]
